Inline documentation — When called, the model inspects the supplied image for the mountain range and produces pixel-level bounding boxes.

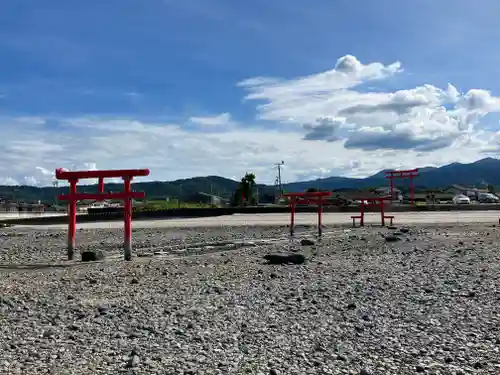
[284,158,499,192]
[2,158,500,204]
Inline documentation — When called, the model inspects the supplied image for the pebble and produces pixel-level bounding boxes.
[0,224,497,375]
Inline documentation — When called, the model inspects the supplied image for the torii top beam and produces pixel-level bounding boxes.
[55,168,150,180]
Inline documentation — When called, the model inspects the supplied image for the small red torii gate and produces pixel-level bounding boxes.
[55,168,150,261]
[385,168,419,205]
[282,191,332,237]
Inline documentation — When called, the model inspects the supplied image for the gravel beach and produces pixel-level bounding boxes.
[0,223,499,375]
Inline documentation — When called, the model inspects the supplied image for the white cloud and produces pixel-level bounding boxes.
[0,114,494,187]
[2,55,500,186]
[239,55,500,153]
[189,112,234,127]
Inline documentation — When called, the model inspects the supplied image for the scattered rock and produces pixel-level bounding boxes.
[0,224,498,375]
[126,355,140,368]
[81,251,105,262]
[473,361,484,369]
[263,253,306,265]
[384,235,401,242]
[300,238,315,246]
[415,365,426,372]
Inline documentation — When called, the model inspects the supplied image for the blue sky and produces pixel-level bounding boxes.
[1,0,500,185]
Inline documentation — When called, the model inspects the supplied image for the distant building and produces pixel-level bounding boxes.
[374,187,403,201]
[188,192,225,206]
[413,191,454,203]
[443,185,488,199]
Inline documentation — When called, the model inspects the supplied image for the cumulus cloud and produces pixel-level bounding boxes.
[1,55,500,186]
[303,117,343,142]
[239,54,500,153]
[0,113,494,186]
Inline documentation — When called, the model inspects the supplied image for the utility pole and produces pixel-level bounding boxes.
[274,161,284,201]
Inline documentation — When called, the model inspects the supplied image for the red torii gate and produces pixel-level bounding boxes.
[282,191,332,237]
[55,168,150,261]
[385,168,419,205]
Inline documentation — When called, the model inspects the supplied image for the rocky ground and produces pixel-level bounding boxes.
[0,223,499,375]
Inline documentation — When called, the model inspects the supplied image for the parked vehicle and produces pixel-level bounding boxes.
[478,192,499,203]
[351,200,368,205]
[452,194,471,204]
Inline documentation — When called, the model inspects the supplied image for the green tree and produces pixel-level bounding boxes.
[231,173,257,206]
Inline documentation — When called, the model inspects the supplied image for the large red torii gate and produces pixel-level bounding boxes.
[55,168,150,261]
[385,168,419,205]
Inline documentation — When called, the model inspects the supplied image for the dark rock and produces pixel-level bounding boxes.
[400,227,410,233]
[347,302,356,310]
[126,355,140,368]
[300,239,315,246]
[415,365,425,372]
[387,226,397,230]
[384,235,401,242]
[263,253,306,265]
[42,329,55,338]
[81,251,105,262]
[473,362,484,369]
[97,305,109,315]
[360,369,372,375]
[131,278,139,284]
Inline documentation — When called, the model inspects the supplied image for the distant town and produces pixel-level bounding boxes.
[2,183,498,215]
